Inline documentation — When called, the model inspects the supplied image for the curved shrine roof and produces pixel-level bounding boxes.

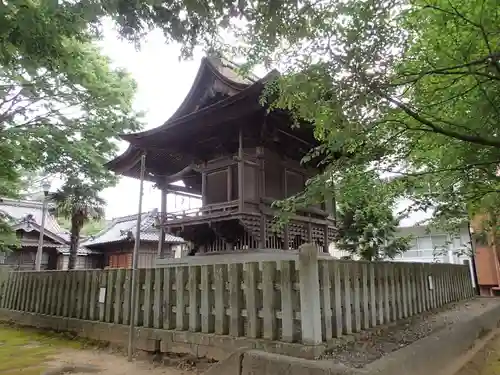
[106,56,278,185]
[119,59,277,146]
[106,56,317,186]
[154,56,256,125]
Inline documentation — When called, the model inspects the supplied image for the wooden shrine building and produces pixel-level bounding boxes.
[106,57,335,255]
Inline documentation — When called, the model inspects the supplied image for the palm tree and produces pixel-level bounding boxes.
[50,180,105,270]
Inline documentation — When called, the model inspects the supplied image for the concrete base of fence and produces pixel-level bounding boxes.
[205,298,500,375]
[3,300,500,375]
[204,349,358,375]
[364,298,500,375]
[0,309,325,361]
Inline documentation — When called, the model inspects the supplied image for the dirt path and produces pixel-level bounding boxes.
[44,349,202,375]
[0,323,212,375]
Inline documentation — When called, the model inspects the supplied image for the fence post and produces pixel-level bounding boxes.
[0,270,9,308]
[0,268,10,308]
[298,243,322,345]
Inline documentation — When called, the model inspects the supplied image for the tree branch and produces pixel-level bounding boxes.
[382,160,500,178]
[426,81,482,108]
[445,0,499,76]
[376,90,500,148]
[391,52,500,86]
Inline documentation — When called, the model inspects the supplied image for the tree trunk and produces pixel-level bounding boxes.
[68,216,81,270]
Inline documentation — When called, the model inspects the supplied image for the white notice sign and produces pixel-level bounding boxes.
[428,275,434,290]
[99,287,106,303]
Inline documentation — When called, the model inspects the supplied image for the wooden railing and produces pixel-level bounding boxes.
[161,200,239,222]
[260,197,330,219]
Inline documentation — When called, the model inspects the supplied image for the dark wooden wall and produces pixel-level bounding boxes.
[201,147,313,206]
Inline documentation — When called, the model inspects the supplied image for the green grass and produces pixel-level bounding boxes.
[0,323,87,373]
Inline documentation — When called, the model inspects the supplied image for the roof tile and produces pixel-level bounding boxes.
[82,209,184,246]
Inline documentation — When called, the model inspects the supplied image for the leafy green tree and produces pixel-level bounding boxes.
[335,207,410,261]
[221,0,500,236]
[1,37,141,189]
[0,214,18,253]
[82,219,107,236]
[1,0,265,60]
[389,0,500,233]
[0,1,142,248]
[275,167,410,260]
[51,179,105,270]
[333,171,410,260]
[57,216,107,237]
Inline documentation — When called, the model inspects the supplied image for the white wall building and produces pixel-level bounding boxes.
[394,199,475,285]
[393,224,471,262]
[328,199,476,286]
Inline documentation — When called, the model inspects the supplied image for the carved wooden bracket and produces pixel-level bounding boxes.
[153,163,202,189]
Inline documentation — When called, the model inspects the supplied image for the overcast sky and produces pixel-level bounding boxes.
[96,26,205,219]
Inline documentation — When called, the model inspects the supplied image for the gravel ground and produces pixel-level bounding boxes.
[320,298,500,368]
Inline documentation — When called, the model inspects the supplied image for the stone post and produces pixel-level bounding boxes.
[298,243,323,345]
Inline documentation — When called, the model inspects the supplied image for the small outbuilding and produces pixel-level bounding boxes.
[82,209,186,268]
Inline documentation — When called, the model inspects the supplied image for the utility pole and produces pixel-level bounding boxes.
[128,153,146,361]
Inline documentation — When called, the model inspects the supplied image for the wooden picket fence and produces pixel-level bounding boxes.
[0,245,475,345]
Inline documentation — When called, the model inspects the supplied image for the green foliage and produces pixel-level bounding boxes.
[50,178,105,269]
[222,0,500,238]
[333,170,411,261]
[390,0,500,233]
[1,37,142,189]
[0,1,142,249]
[0,215,18,253]
[70,0,284,57]
[335,208,410,261]
[57,216,106,236]
[62,0,498,248]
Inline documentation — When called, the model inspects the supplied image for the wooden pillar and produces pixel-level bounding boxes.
[283,168,288,197]
[283,167,289,250]
[238,127,244,211]
[283,225,289,250]
[227,165,232,201]
[260,216,267,249]
[257,146,265,196]
[257,147,266,248]
[201,168,207,206]
[332,188,337,226]
[157,187,166,258]
[323,223,329,253]
[307,216,313,243]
